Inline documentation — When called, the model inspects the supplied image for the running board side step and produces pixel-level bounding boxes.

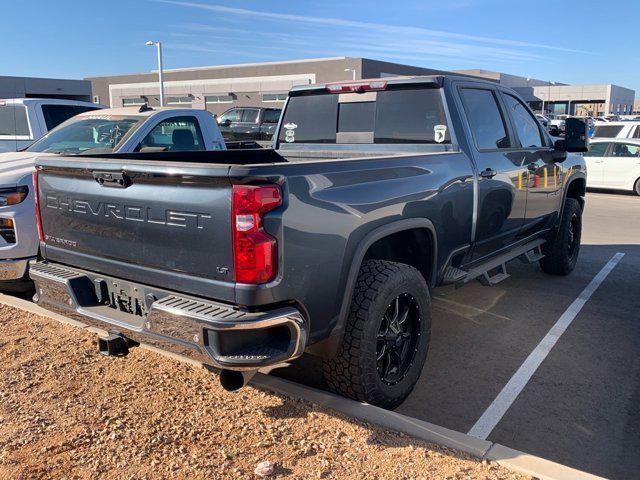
[452,239,546,288]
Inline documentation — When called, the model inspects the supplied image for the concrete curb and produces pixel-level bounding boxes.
[0,294,606,480]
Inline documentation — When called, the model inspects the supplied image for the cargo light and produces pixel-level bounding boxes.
[32,170,44,242]
[232,184,281,284]
[325,80,387,93]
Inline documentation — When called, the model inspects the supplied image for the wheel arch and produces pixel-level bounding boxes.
[308,218,437,357]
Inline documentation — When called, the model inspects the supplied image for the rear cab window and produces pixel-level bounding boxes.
[277,86,451,146]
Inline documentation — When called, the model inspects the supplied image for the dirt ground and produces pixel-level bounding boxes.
[0,305,529,480]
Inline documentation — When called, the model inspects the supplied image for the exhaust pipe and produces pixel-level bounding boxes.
[219,369,257,392]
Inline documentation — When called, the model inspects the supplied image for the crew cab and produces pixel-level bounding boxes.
[30,76,588,409]
[217,107,281,141]
[0,98,103,153]
[0,105,225,291]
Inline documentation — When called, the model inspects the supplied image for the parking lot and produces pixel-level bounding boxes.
[274,191,640,480]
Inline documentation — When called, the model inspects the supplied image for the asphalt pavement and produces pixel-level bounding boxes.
[274,191,640,479]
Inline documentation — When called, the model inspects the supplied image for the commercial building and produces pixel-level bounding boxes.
[88,59,636,117]
[87,57,454,114]
[0,75,92,102]
[455,69,635,116]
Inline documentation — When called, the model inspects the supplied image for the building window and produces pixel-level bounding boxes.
[93,95,100,104]
[166,96,192,105]
[123,97,145,106]
[205,95,234,104]
[262,93,287,103]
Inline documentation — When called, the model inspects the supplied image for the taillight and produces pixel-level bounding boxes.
[32,170,44,242]
[326,80,387,93]
[232,184,282,284]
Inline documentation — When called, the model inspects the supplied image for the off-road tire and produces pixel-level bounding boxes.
[540,198,582,275]
[322,260,431,409]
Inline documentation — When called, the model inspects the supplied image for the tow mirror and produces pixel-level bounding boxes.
[565,117,589,152]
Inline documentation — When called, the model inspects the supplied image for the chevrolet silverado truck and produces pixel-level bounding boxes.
[29,76,588,409]
[0,105,225,292]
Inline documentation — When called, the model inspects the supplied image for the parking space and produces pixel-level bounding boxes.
[274,192,639,479]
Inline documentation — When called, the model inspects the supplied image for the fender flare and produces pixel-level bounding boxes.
[559,171,587,223]
[309,218,438,357]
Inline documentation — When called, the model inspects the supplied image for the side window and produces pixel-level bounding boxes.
[138,116,205,152]
[460,88,511,150]
[41,104,79,130]
[241,109,259,123]
[612,143,640,157]
[583,142,610,157]
[0,105,30,137]
[219,109,240,124]
[503,94,543,148]
[633,126,640,139]
[262,109,281,124]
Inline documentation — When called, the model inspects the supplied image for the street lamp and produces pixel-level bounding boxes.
[146,40,164,107]
[344,68,356,81]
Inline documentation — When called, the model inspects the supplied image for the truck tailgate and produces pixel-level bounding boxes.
[35,157,235,302]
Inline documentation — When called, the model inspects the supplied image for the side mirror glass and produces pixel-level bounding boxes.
[565,117,589,152]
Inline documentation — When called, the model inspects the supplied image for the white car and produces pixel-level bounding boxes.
[591,121,640,139]
[583,138,640,195]
[548,114,568,133]
[0,105,226,290]
[0,98,103,153]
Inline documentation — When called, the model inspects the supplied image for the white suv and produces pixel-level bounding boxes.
[592,121,640,139]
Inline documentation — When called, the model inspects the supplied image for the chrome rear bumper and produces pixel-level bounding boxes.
[30,261,307,370]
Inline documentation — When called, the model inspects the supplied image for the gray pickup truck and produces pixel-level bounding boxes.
[30,75,588,409]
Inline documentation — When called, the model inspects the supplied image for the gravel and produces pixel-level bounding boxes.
[0,305,530,479]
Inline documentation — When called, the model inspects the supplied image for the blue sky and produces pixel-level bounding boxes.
[3,0,638,91]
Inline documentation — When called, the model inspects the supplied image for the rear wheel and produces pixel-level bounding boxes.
[323,260,431,409]
[540,198,582,275]
[634,178,640,196]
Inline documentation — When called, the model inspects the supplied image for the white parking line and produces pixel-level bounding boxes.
[468,252,625,440]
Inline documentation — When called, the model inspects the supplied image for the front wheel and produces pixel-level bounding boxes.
[540,198,582,275]
[323,260,431,409]
[634,178,640,196]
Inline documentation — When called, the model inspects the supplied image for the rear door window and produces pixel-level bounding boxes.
[0,105,30,137]
[240,109,260,123]
[262,109,281,124]
[459,88,511,150]
[593,125,624,138]
[612,143,640,157]
[278,87,451,145]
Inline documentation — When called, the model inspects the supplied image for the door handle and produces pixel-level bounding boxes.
[479,168,497,179]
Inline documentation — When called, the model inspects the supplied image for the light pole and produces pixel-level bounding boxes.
[344,68,356,81]
[146,40,164,107]
[545,80,555,115]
